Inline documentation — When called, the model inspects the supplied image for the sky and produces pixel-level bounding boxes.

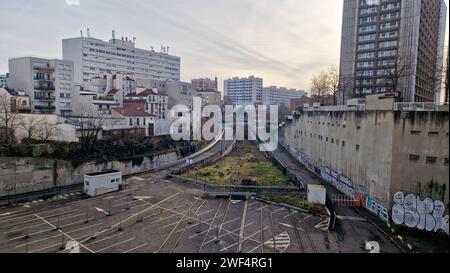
[0,0,448,92]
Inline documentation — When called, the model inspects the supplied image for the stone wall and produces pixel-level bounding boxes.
[0,152,178,198]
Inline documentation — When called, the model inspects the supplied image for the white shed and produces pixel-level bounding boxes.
[84,170,123,197]
[307,184,326,205]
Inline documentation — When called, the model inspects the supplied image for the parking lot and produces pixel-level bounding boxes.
[0,173,397,253]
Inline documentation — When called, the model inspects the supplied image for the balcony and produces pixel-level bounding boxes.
[33,78,55,82]
[34,96,55,101]
[33,66,54,72]
[34,86,55,91]
[34,105,56,110]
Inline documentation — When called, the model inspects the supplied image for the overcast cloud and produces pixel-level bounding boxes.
[0,0,448,91]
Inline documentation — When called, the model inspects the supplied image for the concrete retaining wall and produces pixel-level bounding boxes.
[0,152,178,198]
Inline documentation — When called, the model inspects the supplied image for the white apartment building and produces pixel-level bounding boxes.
[262,86,307,107]
[62,32,180,84]
[8,57,74,116]
[224,76,263,106]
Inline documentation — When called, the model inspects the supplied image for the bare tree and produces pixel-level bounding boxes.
[310,71,330,104]
[339,74,354,105]
[326,66,340,105]
[19,115,45,142]
[37,119,59,141]
[382,56,412,94]
[0,92,19,144]
[69,103,106,150]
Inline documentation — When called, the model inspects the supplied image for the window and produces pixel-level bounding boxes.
[111,179,115,183]
[409,155,420,162]
[428,132,439,137]
[426,157,438,165]
[411,130,421,135]
[356,144,360,151]
[444,158,449,166]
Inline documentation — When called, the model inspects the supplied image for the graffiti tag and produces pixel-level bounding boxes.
[391,192,449,234]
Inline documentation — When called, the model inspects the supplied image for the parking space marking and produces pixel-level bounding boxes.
[220,226,268,252]
[86,232,124,246]
[283,211,298,219]
[4,212,86,235]
[156,199,201,253]
[256,205,270,212]
[95,237,136,253]
[238,200,249,253]
[279,222,304,232]
[123,243,148,253]
[264,232,290,253]
[29,233,92,253]
[15,223,103,248]
[198,199,224,253]
[32,214,94,253]
[271,207,284,214]
[298,215,312,224]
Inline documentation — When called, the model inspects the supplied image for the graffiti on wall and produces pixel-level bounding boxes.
[320,167,356,199]
[391,192,449,234]
[366,196,389,222]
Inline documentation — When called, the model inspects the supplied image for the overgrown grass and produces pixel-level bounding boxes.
[183,141,291,186]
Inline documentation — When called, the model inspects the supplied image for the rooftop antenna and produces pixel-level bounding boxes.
[87,28,90,38]
[112,30,116,42]
[167,46,170,55]
[150,46,154,51]
[80,30,83,37]
[133,37,136,43]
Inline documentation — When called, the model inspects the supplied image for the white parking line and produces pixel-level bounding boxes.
[283,211,298,219]
[256,205,270,211]
[95,237,135,253]
[5,212,86,235]
[185,216,239,237]
[220,226,268,252]
[15,223,103,248]
[123,243,148,253]
[271,207,284,214]
[85,233,123,246]
[9,217,94,241]
[279,222,304,232]
[238,200,249,253]
[32,214,94,253]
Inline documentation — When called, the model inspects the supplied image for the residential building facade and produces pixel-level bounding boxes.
[192,77,218,91]
[0,74,7,88]
[262,86,306,107]
[194,89,222,106]
[8,57,74,116]
[62,33,180,84]
[126,88,169,119]
[339,0,447,102]
[224,76,263,106]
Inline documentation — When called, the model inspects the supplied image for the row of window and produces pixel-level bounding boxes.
[359,21,399,33]
[357,49,397,59]
[409,155,448,166]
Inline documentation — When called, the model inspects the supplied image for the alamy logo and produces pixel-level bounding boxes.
[169,97,279,152]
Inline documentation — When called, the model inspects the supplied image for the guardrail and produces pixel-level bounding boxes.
[394,102,448,112]
[168,174,304,198]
